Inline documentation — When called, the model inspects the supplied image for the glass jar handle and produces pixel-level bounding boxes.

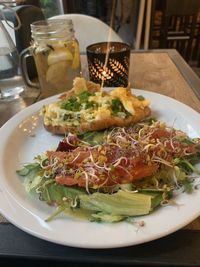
[20,47,39,88]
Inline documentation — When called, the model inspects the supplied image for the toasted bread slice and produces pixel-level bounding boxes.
[59,77,101,100]
[42,77,151,135]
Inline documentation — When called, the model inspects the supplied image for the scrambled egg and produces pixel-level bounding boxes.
[110,87,149,114]
[43,86,150,127]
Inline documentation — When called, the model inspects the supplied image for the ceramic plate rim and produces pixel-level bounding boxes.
[0,89,200,249]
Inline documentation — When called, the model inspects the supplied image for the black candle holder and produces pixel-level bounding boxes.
[87,42,130,87]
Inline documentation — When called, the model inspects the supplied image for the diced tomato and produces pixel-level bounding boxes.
[71,150,90,164]
[56,175,88,187]
[130,164,159,181]
[55,175,78,186]
[109,162,158,184]
[55,152,159,189]
[183,144,197,154]
[151,129,171,139]
[46,151,67,159]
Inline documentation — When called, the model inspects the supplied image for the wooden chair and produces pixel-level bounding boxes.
[149,0,200,61]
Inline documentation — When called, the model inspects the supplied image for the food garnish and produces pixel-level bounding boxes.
[17,119,200,223]
[42,77,151,134]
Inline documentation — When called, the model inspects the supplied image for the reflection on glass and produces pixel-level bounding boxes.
[0,20,25,100]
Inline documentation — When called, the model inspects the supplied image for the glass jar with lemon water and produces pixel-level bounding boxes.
[21,19,81,98]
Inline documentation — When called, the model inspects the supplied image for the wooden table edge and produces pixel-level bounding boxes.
[133,49,200,101]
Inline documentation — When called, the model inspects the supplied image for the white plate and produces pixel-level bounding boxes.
[0,89,200,249]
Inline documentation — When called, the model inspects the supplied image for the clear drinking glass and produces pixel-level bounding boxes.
[0,19,25,100]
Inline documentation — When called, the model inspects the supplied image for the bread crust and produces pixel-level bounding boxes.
[43,77,151,135]
[59,79,101,100]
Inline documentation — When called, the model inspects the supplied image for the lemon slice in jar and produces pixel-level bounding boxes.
[71,42,80,69]
[46,61,68,87]
[47,47,73,66]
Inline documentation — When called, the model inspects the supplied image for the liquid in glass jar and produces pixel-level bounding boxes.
[31,19,81,98]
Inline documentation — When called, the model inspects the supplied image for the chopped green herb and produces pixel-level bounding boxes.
[60,97,81,111]
[60,91,96,112]
[63,113,73,120]
[111,98,129,117]
[142,117,157,125]
[78,91,93,102]
[137,95,145,101]
[85,100,98,109]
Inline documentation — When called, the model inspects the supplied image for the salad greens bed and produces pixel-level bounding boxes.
[17,118,200,223]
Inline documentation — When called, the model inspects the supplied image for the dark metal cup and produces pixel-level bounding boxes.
[86,42,130,87]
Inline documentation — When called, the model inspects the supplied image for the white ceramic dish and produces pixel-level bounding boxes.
[0,89,200,249]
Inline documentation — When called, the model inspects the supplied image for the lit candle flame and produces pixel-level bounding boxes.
[102,70,107,76]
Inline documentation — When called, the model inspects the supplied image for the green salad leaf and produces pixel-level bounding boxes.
[79,190,161,216]
[16,162,166,223]
[17,163,43,192]
[78,130,107,146]
[16,119,200,224]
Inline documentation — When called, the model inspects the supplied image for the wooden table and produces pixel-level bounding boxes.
[1,49,200,266]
